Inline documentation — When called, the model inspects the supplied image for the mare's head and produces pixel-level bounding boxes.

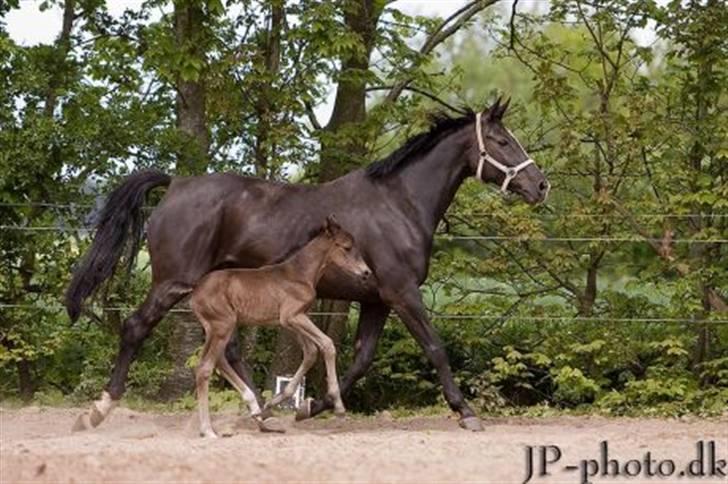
[466,97,549,204]
[322,215,371,281]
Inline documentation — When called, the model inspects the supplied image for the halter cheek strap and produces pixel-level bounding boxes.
[475,111,535,193]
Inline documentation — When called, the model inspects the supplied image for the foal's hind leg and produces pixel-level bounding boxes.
[265,331,317,410]
[215,356,286,433]
[73,281,190,431]
[196,326,225,438]
[224,331,266,412]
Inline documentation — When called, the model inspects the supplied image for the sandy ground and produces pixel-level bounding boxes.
[1,406,726,484]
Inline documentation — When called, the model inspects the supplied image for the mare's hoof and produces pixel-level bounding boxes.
[255,416,286,433]
[71,412,92,432]
[200,430,219,439]
[89,406,106,427]
[295,398,313,421]
[458,416,484,432]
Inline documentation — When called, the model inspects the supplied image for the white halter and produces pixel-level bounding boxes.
[475,111,535,193]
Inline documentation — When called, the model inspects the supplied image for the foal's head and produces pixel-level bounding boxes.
[321,215,371,281]
[466,97,550,204]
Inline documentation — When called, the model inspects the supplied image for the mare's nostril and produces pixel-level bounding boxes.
[539,180,549,192]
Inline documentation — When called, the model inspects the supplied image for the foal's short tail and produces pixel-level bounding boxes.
[65,170,171,322]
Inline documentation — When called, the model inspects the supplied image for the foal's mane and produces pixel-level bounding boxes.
[365,109,475,179]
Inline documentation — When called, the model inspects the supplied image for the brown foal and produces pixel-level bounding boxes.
[190,216,371,438]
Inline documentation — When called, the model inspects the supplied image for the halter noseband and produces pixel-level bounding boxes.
[475,111,535,193]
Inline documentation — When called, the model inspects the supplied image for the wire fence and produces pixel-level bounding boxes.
[2,303,727,325]
[3,203,727,326]
[3,201,728,220]
[2,224,727,244]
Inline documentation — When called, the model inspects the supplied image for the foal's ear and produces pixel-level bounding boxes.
[324,214,341,236]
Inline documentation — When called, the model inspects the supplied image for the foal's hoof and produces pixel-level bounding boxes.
[257,406,274,421]
[255,416,286,433]
[200,430,219,439]
[71,412,92,432]
[458,416,484,432]
[295,398,313,421]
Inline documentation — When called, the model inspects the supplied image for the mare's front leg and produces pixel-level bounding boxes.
[382,283,483,431]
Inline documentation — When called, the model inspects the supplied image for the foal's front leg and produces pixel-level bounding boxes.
[292,315,345,415]
[265,330,318,410]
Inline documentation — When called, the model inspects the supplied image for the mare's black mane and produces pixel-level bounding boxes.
[366,110,475,179]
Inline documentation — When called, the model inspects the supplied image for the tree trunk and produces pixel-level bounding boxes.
[253,0,283,178]
[159,0,209,400]
[309,0,382,395]
[11,0,77,401]
[16,360,35,402]
[687,29,718,370]
[319,0,382,179]
[250,2,286,393]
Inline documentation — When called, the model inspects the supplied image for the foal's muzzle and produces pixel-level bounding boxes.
[360,267,372,280]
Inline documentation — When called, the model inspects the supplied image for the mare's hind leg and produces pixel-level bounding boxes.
[72,281,191,431]
[265,331,317,410]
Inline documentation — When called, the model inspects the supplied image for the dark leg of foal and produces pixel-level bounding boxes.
[299,303,389,419]
[72,281,191,431]
[224,331,266,411]
[387,285,482,431]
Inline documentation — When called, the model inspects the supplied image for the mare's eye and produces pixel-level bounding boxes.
[497,139,508,146]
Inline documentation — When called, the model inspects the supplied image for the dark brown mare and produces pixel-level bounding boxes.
[66,98,549,431]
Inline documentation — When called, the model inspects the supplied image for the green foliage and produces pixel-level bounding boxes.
[1,0,726,420]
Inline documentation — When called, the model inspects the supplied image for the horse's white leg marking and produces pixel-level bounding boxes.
[90,391,118,426]
[216,351,286,433]
[72,390,119,431]
[216,357,262,417]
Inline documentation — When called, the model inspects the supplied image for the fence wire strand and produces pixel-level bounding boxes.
[2,225,728,244]
[3,201,728,219]
[1,303,727,324]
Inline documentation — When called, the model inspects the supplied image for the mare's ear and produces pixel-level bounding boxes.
[497,96,511,118]
[498,97,511,119]
[486,95,510,121]
[486,96,502,122]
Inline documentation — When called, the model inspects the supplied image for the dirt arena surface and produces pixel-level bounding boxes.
[1,406,726,483]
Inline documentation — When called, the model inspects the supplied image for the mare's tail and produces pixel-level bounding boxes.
[65,170,171,321]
